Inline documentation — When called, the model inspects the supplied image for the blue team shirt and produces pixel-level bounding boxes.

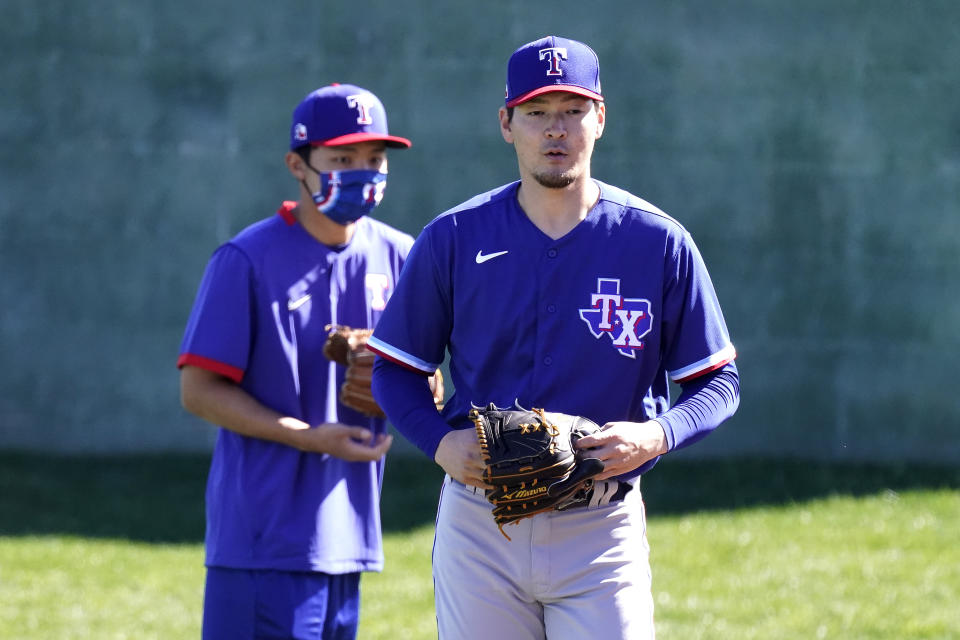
[179,202,413,573]
[369,181,735,473]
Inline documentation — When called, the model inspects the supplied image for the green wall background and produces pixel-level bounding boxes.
[2,1,958,458]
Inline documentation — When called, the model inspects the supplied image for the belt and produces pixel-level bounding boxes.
[449,476,635,512]
[557,479,635,511]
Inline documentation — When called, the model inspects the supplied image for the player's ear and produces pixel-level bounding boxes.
[594,102,606,140]
[285,150,309,181]
[498,107,514,144]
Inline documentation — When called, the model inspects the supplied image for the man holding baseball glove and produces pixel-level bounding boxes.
[368,37,740,639]
[178,83,423,639]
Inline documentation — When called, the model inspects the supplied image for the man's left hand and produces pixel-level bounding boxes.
[574,420,669,481]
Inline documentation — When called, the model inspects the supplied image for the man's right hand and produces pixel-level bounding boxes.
[434,428,489,488]
[181,365,392,461]
[292,423,393,461]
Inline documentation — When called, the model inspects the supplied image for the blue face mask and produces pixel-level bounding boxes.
[306,169,387,225]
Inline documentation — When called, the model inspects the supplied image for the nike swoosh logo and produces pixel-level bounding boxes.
[475,250,509,264]
[287,294,311,311]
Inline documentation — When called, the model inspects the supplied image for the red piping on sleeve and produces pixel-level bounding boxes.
[674,356,735,384]
[366,344,433,376]
[177,353,244,383]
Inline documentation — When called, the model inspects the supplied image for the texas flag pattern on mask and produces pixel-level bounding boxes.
[579,278,653,358]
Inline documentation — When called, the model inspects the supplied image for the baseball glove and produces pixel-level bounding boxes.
[323,325,444,418]
[469,403,605,539]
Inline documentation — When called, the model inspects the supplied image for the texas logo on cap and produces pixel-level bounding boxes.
[290,83,411,150]
[505,36,603,108]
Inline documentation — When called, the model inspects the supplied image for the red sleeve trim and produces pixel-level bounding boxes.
[674,356,735,384]
[177,353,245,383]
[367,344,433,376]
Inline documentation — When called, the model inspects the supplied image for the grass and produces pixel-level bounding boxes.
[1,453,958,639]
[1,537,203,639]
[649,490,960,639]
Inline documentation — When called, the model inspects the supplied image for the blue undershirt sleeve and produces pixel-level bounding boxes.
[372,356,453,459]
[655,361,740,452]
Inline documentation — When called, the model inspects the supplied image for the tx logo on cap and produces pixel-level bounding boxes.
[504,36,603,108]
[346,94,376,125]
[539,47,567,76]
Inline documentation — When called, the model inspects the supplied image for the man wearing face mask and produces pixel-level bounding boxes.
[177,83,413,640]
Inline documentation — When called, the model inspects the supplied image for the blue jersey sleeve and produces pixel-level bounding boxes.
[656,361,740,451]
[368,223,452,373]
[177,244,254,381]
[371,356,452,458]
[662,231,736,383]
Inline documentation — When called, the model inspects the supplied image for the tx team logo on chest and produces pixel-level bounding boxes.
[365,273,390,311]
[578,278,653,359]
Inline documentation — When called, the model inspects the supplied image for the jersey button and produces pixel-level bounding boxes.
[547,249,558,258]
[547,304,556,313]
[543,356,553,365]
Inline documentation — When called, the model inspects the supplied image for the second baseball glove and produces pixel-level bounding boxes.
[469,403,605,539]
[323,325,444,417]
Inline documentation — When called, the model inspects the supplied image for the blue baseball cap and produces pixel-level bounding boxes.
[290,83,411,150]
[505,36,603,108]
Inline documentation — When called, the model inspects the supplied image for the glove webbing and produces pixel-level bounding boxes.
[470,406,567,540]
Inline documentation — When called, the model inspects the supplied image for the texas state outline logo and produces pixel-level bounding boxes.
[578,278,653,359]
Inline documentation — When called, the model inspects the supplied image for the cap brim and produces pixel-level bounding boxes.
[506,85,604,108]
[313,132,412,149]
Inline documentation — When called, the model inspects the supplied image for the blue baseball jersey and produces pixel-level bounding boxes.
[178,201,413,573]
[369,181,735,474]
